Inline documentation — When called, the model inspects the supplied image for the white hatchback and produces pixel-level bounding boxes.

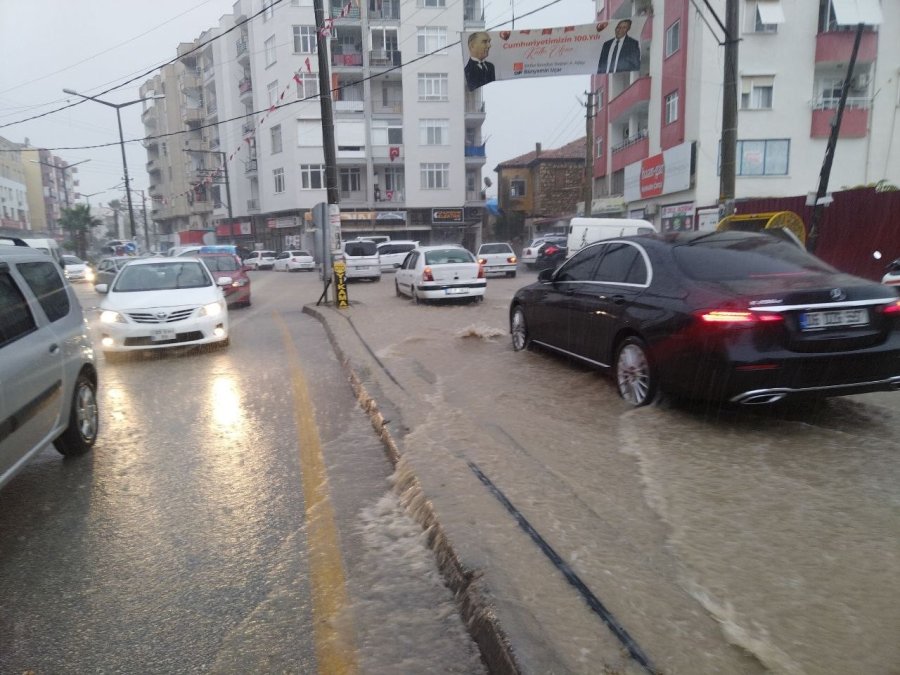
[377,240,418,271]
[244,250,276,270]
[274,250,316,272]
[476,242,517,277]
[95,257,230,360]
[394,245,486,304]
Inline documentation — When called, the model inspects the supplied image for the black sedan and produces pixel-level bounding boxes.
[509,231,900,406]
[533,237,568,270]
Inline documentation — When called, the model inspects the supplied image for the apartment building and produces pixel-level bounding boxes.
[0,137,30,232]
[141,0,487,253]
[592,0,898,233]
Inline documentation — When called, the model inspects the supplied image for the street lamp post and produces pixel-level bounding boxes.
[62,88,163,244]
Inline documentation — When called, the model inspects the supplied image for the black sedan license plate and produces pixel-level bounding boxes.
[800,308,868,331]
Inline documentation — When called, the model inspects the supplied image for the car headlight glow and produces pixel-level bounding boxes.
[100,310,125,324]
[200,301,223,317]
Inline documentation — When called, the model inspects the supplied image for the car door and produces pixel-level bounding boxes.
[0,262,65,483]
[529,245,604,353]
[396,251,418,295]
[572,241,650,365]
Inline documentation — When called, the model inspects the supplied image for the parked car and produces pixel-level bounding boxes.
[274,250,316,272]
[1,238,99,489]
[566,217,657,258]
[521,234,566,269]
[244,250,276,270]
[94,257,231,360]
[394,244,486,304]
[61,254,94,283]
[476,242,518,277]
[341,239,381,282]
[198,252,251,307]
[510,231,900,407]
[882,257,900,287]
[534,237,568,270]
[377,240,418,271]
[93,255,134,286]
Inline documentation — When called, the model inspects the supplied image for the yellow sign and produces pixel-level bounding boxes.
[333,261,349,308]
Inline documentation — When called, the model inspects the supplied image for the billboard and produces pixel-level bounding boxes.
[462,17,648,91]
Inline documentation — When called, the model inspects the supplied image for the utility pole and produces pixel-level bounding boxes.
[719,0,740,215]
[807,23,864,253]
[583,90,595,217]
[313,0,342,303]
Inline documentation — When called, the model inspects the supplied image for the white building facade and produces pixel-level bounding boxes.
[142,0,487,253]
[591,0,898,232]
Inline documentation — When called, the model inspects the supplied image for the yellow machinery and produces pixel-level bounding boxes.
[716,211,807,246]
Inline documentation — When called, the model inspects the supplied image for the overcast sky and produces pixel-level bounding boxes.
[0,0,595,207]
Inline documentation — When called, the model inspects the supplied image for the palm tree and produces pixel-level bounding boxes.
[59,204,101,258]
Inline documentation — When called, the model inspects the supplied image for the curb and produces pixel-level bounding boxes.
[304,304,520,675]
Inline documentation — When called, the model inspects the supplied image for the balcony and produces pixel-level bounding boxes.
[465,143,486,165]
[464,0,484,25]
[184,138,209,153]
[611,131,649,172]
[242,121,256,136]
[247,198,259,211]
[142,136,159,149]
[206,100,218,117]
[810,98,869,138]
[236,37,249,63]
[141,106,159,126]
[464,93,486,120]
[330,0,360,19]
[372,145,403,163]
[332,51,363,67]
[369,50,402,68]
[180,69,201,91]
[238,77,253,97]
[334,99,365,113]
[182,107,203,124]
[245,159,258,174]
[815,29,877,66]
[146,158,161,173]
[190,200,212,215]
[608,76,651,124]
[368,3,399,20]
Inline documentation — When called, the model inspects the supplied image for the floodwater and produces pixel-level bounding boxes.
[321,272,900,675]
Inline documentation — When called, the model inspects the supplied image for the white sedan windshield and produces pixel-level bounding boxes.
[113,262,211,292]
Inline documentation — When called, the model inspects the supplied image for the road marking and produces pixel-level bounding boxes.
[277,313,358,675]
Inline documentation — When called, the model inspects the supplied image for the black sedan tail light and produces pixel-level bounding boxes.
[696,309,784,325]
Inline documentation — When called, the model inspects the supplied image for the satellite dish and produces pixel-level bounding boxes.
[484,177,493,187]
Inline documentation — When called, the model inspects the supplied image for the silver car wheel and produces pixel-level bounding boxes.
[615,338,655,406]
[510,307,530,351]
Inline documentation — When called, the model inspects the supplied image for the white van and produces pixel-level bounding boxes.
[20,237,63,265]
[341,239,381,281]
[566,217,657,257]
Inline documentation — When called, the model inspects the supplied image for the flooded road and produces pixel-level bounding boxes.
[314,269,900,674]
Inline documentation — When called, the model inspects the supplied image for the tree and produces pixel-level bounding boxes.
[59,204,101,258]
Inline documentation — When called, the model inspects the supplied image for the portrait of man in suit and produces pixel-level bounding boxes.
[597,19,641,74]
[465,32,496,91]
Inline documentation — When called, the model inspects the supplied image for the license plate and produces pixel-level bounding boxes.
[800,308,868,331]
[445,287,467,295]
[150,328,176,341]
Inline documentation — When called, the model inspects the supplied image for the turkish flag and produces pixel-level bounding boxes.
[389,146,400,161]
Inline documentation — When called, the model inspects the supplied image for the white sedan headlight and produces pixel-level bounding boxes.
[100,310,125,324]
[199,301,223,318]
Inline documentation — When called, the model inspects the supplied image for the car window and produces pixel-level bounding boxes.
[402,251,418,269]
[294,251,310,256]
[673,235,834,281]
[424,249,474,265]
[345,241,377,256]
[200,255,240,272]
[18,261,70,322]
[262,251,276,257]
[276,252,288,260]
[556,245,603,282]
[62,255,83,265]
[114,262,211,291]
[594,243,647,285]
[0,269,38,347]
[479,244,511,254]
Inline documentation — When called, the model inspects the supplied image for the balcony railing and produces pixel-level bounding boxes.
[810,96,870,110]
[330,1,360,18]
[245,159,258,174]
[236,37,248,59]
[239,78,253,95]
[332,52,363,66]
[369,50,402,67]
[611,129,649,153]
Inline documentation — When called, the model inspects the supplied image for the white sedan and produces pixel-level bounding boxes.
[476,242,517,277]
[274,250,316,272]
[94,257,230,360]
[394,245,486,304]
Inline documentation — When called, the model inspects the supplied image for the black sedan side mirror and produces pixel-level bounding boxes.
[538,268,555,282]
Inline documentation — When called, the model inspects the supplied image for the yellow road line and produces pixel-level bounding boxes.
[276,314,358,675]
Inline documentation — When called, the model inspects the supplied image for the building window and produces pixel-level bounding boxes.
[263,0,275,20]
[665,20,680,57]
[420,163,449,189]
[300,164,326,189]
[372,119,403,144]
[271,124,283,154]
[665,91,679,124]
[293,25,317,53]
[741,76,774,109]
[748,0,783,33]
[340,168,361,193]
[596,137,604,158]
[420,118,449,145]
[295,72,319,100]
[417,26,448,54]
[418,73,448,101]
[721,139,790,176]
[265,35,276,66]
[267,80,279,108]
[509,179,526,197]
[421,0,446,6]
[273,167,285,193]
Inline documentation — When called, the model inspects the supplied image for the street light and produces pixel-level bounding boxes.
[62,88,164,243]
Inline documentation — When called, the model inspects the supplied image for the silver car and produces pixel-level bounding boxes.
[0,238,99,489]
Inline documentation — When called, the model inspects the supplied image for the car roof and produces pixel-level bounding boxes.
[118,256,203,266]
[415,244,467,251]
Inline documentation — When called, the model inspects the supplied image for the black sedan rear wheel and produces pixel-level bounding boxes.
[615,336,657,406]
[510,306,530,351]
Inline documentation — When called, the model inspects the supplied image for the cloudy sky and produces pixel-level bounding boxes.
[0,0,595,206]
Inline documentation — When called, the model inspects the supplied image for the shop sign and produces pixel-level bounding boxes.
[660,202,695,232]
[376,211,406,221]
[341,211,375,221]
[624,141,693,202]
[432,208,464,223]
[267,216,299,229]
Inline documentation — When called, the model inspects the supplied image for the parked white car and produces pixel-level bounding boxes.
[394,245,486,304]
[61,254,94,283]
[377,240,418,271]
[341,240,381,281]
[94,257,230,360]
[274,250,316,272]
[244,250,276,270]
[520,236,560,269]
[476,242,517,277]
